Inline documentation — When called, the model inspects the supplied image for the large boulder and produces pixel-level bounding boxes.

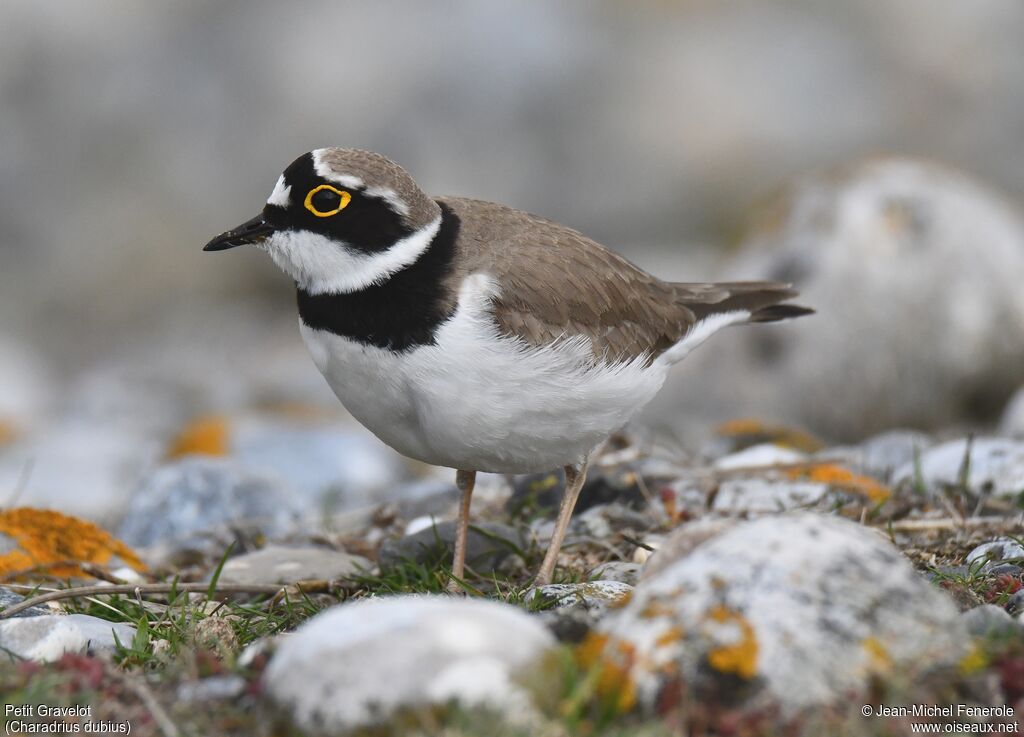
[597,513,966,713]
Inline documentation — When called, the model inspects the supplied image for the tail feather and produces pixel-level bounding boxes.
[673,281,813,324]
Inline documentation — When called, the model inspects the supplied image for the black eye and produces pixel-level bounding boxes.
[312,188,340,210]
[304,184,351,217]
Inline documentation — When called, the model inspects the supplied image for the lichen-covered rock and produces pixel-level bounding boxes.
[894,438,1024,498]
[118,457,302,555]
[264,595,555,733]
[0,614,136,662]
[531,581,633,616]
[597,513,966,713]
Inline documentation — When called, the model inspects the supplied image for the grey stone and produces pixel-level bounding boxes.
[962,604,1019,639]
[214,545,371,585]
[264,595,554,732]
[600,513,966,713]
[0,614,137,663]
[378,520,524,572]
[0,587,50,618]
[118,457,302,553]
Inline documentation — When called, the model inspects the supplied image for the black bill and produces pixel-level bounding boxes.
[203,214,275,251]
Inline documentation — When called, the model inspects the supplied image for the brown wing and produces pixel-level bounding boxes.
[438,197,810,364]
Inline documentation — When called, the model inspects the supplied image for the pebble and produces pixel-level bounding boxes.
[264,595,554,732]
[965,540,1024,572]
[598,513,966,713]
[213,545,371,585]
[0,614,137,662]
[118,457,302,556]
[378,521,524,573]
[894,438,1024,497]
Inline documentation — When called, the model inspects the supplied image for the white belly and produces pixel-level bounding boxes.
[298,274,672,473]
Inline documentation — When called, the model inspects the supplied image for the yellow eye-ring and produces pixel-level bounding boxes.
[304,184,352,217]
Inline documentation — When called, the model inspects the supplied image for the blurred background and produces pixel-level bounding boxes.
[2,0,1024,522]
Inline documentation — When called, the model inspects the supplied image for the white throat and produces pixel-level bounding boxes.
[263,215,442,295]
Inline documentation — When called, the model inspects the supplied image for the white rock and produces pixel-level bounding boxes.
[655,157,1024,440]
[893,437,1024,497]
[712,444,807,471]
[599,513,965,713]
[1002,387,1024,437]
[215,545,371,585]
[264,595,555,732]
[0,614,136,662]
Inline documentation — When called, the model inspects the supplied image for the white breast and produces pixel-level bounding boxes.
[299,274,674,473]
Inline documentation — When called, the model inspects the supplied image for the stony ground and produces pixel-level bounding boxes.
[3,410,1024,736]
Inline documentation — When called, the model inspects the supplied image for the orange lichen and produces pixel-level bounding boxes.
[654,626,685,648]
[0,419,16,447]
[715,418,824,452]
[705,606,759,679]
[574,632,638,715]
[0,507,147,579]
[862,636,892,672]
[167,415,229,459]
[784,463,891,504]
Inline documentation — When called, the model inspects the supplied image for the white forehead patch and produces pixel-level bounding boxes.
[311,148,410,217]
[267,175,291,208]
